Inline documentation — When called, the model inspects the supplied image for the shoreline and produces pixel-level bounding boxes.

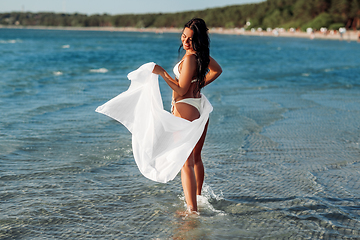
[1,25,359,42]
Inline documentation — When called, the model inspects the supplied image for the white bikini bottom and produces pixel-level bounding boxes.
[172,98,201,113]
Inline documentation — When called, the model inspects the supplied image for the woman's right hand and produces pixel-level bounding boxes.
[152,64,182,95]
[152,64,164,75]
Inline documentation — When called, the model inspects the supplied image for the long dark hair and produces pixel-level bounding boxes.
[180,18,210,92]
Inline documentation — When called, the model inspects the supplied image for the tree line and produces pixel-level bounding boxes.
[1,0,359,31]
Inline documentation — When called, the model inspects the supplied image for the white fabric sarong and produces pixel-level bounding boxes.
[95,62,213,183]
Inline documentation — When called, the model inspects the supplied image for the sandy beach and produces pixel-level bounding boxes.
[211,27,360,41]
[1,24,359,42]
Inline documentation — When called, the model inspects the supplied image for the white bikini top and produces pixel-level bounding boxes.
[173,59,198,83]
[173,60,183,80]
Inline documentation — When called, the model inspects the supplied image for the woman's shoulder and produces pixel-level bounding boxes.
[183,53,197,65]
[184,53,196,60]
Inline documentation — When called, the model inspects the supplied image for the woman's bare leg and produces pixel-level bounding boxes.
[174,103,200,212]
[193,120,208,195]
[181,153,197,212]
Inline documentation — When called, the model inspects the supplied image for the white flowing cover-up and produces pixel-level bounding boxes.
[95,62,213,183]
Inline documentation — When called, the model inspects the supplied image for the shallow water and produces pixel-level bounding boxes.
[1,29,360,239]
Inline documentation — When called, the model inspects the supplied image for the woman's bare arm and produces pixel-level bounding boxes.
[153,54,196,96]
[204,56,222,86]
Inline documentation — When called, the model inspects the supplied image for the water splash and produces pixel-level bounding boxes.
[178,183,226,217]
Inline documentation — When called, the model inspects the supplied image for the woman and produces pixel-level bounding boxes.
[152,18,222,213]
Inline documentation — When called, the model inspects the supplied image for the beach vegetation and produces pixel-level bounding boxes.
[0,0,359,31]
[301,12,334,31]
[329,22,346,30]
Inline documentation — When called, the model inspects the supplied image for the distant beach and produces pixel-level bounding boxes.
[1,24,359,42]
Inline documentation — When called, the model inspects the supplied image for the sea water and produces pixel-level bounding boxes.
[1,28,360,239]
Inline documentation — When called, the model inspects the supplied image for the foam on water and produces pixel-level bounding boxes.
[53,71,63,76]
[0,39,22,44]
[90,68,108,73]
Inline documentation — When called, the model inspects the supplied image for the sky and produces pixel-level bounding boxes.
[1,0,263,15]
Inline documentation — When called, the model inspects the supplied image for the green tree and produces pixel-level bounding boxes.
[349,0,360,17]
[263,9,283,28]
[302,12,333,30]
[330,0,349,19]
